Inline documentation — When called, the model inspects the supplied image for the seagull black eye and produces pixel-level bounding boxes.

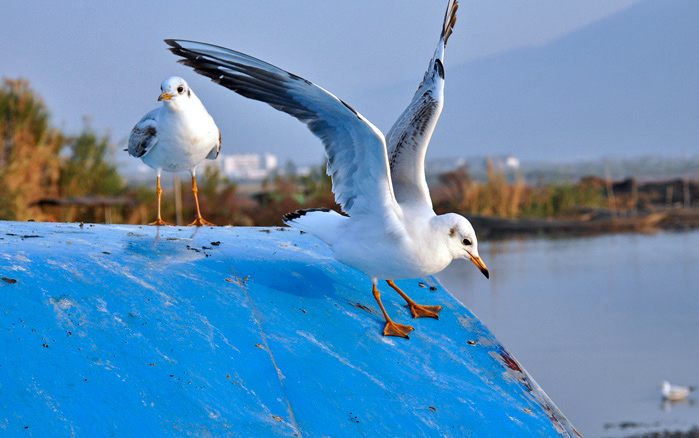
[462,238,472,246]
[177,86,184,94]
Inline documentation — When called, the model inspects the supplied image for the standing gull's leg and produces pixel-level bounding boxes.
[372,283,414,338]
[386,280,442,319]
[188,169,215,226]
[149,174,171,226]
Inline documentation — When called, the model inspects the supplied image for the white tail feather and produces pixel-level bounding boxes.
[283,208,348,246]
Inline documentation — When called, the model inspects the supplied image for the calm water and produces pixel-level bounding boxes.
[437,230,699,438]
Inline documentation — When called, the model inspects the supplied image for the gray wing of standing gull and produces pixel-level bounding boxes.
[128,108,160,158]
[385,0,458,207]
[206,130,222,160]
[165,39,401,221]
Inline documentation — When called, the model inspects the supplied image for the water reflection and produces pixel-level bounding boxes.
[662,398,695,413]
[436,231,699,437]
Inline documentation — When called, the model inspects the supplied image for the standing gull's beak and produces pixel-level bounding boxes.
[158,92,173,101]
[466,250,490,279]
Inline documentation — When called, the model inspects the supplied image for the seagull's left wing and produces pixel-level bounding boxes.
[166,39,400,221]
[206,131,222,160]
[385,0,458,208]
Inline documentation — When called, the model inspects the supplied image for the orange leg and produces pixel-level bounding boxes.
[372,283,414,338]
[386,280,442,319]
[188,175,215,226]
[149,175,171,226]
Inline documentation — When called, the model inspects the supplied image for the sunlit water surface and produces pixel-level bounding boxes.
[436,230,699,438]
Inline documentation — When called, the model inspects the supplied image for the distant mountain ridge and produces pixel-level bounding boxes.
[366,0,699,162]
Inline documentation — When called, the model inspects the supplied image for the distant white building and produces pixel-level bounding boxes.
[505,156,520,170]
[219,153,278,180]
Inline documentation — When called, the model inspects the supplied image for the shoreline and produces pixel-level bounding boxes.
[470,207,699,241]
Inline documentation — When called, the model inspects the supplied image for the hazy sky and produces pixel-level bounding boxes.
[2,0,642,167]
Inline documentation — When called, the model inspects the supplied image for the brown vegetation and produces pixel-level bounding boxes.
[432,158,608,219]
[0,79,62,220]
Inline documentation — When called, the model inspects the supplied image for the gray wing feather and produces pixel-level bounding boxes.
[206,130,222,160]
[128,108,160,158]
[166,39,399,219]
[385,0,458,207]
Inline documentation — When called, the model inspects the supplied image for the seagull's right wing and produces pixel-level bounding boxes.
[385,0,458,207]
[128,108,160,158]
[166,39,400,220]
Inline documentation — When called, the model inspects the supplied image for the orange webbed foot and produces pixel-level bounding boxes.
[188,217,215,227]
[382,321,415,339]
[149,218,172,226]
[406,303,442,319]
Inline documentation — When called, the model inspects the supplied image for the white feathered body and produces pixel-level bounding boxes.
[146,96,217,172]
[291,205,454,281]
[132,89,220,174]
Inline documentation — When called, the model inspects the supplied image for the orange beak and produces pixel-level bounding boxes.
[467,251,490,279]
[158,92,173,101]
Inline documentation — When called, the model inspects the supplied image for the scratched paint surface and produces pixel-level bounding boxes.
[0,221,579,437]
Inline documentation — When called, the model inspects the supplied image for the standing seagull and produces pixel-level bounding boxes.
[129,76,221,226]
[166,0,488,338]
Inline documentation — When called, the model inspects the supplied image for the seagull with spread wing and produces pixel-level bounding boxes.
[166,0,488,338]
[129,76,221,226]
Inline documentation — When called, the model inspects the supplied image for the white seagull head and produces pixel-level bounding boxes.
[157,76,192,106]
[438,213,489,279]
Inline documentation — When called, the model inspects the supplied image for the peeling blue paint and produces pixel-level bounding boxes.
[0,221,580,437]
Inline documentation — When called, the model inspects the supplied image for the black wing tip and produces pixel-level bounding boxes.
[441,0,459,46]
[164,39,186,53]
[283,208,331,222]
[165,39,205,48]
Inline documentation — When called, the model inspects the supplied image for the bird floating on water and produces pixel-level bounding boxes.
[166,0,488,338]
[661,380,694,402]
[128,76,221,226]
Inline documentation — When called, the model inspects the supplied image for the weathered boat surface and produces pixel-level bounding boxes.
[0,221,580,437]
